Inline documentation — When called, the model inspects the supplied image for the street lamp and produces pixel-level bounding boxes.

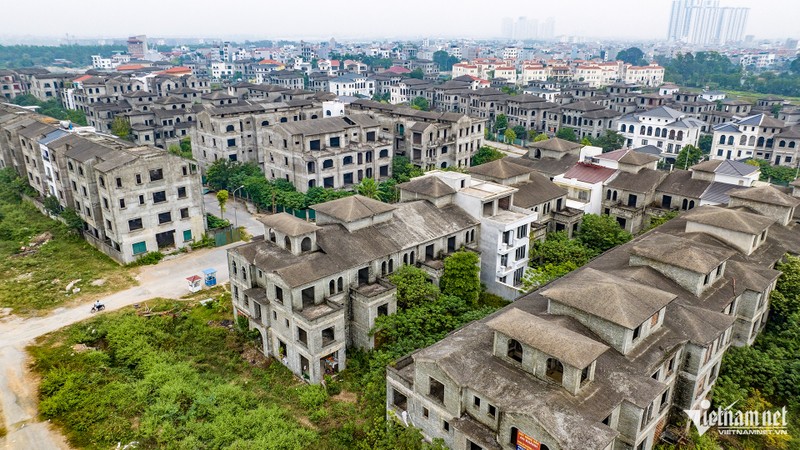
[231,185,245,229]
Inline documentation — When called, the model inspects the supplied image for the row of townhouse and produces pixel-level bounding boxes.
[509,137,762,235]
[0,103,206,264]
[710,112,800,167]
[227,162,570,382]
[190,98,486,192]
[387,185,800,450]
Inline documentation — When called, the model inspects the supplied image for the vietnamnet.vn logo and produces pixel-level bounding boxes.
[684,399,789,436]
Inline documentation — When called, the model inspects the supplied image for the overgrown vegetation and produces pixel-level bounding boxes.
[12,94,87,125]
[703,254,800,449]
[0,168,134,314]
[470,146,505,166]
[0,44,127,68]
[746,159,798,186]
[521,214,632,291]
[31,252,504,449]
[168,138,193,159]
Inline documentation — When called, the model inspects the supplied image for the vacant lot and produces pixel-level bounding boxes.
[0,197,135,315]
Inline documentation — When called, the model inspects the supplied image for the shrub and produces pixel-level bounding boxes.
[129,251,164,266]
[297,384,328,411]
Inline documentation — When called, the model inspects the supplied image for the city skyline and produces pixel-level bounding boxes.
[1,0,798,42]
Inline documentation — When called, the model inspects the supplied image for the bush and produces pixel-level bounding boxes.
[129,251,164,266]
[297,384,328,410]
[206,213,230,229]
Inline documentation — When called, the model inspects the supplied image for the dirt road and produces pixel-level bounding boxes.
[0,244,234,450]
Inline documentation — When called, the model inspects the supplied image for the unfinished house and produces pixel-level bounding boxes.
[387,191,800,450]
[228,195,480,383]
[262,115,393,191]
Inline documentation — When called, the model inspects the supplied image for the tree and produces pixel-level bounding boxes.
[410,96,429,111]
[432,50,461,72]
[494,114,508,132]
[110,116,132,140]
[616,47,646,66]
[580,137,593,146]
[439,250,481,307]
[392,156,424,183]
[575,214,632,255]
[591,130,626,153]
[698,134,713,154]
[388,265,439,309]
[512,125,527,140]
[790,57,800,75]
[556,127,578,142]
[43,195,61,216]
[676,144,703,169]
[60,207,84,232]
[504,128,516,143]
[409,68,424,79]
[216,190,229,219]
[470,146,504,166]
[533,132,549,142]
[377,179,398,203]
[530,231,591,267]
[356,177,379,199]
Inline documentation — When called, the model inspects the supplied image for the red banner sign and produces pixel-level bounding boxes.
[517,430,541,450]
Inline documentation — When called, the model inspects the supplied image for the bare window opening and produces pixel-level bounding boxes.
[301,237,312,252]
[447,236,456,253]
[310,139,321,150]
[275,286,284,303]
[507,339,523,362]
[581,366,591,385]
[632,324,642,341]
[488,404,496,418]
[425,244,435,260]
[149,168,163,182]
[392,389,407,409]
[358,267,369,285]
[297,327,308,347]
[546,358,564,383]
[284,236,292,251]
[329,136,340,147]
[482,202,493,217]
[301,287,314,308]
[377,303,388,316]
[498,196,510,210]
[473,396,481,407]
[428,377,445,403]
[322,326,335,346]
[153,191,166,203]
[367,131,376,142]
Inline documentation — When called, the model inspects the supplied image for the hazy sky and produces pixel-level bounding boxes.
[2,0,797,41]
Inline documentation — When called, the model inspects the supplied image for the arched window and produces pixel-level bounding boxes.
[381,261,387,276]
[669,130,675,140]
[647,126,653,136]
[440,162,447,168]
[284,236,292,251]
[470,230,475,242]
[534,149,541,159]
[301,237,311,251]
[311,114,318,119]
[329,280,335,295]
[379,149,389,158]
[727,136,734,145]
[507,339,523,362]
[790,141,796,149]
[231,261,237,275]
[326,110,332,116]
[388,259,394,273]
[612,191,618,201]
[226,124,235,132]
[343,156,353,165]
[546,358,564,383]
[757,137,765,147]
[628,125,634,133]
[403,253,409,265]
[655,127,662,137]
[748,136,756,146]
[606,190,612,200]
[719,135,726,144]
[688,200,695,209]
[677,131,684,140]
[410,251,416,264]
[779,140,786,148]
[620,124,626,132]
[337,277,343,292]
[740,135,747,145]
[323,159,334,169]
[682,199,688,210]
[307,161,315,173]
[308,180,316,188]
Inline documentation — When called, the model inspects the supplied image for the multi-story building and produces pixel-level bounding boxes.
[398,170,538,298]
[387,188,799,450]
[262,115,393,191]
[228,195,480,383]
[2,105,206,264]
[0,70,24,100]
[616,106,703,161]
[545,100,621,140]
[328,74,375,97]
[622,64,665,87]
[710,113,788,165]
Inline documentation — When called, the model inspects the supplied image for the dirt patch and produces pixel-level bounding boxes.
[13,232,53,257]
[241,346,271,369]
[333,390,358,403]
[71,343,94,353]
[295,415,318,430]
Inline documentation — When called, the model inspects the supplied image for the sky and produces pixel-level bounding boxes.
[1,0,797,42]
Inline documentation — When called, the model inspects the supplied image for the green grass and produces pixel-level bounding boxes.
[27,298,346,449]
[721,89,800,105]
[0,200,135,315]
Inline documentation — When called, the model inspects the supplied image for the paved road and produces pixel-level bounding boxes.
[0,238,244,449]
[203,192,264,238]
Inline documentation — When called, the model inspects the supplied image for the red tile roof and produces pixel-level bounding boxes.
[116,64,146,71]
[563,162,617,184]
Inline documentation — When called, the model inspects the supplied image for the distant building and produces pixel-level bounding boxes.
[127,35,148,59]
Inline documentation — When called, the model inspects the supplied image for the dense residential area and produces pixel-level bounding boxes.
[1,1,800,449]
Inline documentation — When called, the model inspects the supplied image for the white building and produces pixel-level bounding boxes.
[615,106,704,160]
[710,113,787,164]
[398,171,538,299]
[328,74,375,97]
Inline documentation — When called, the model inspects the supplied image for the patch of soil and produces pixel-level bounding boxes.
[333,390,358,403]
[71,343,94,353]
[296,415,318,430]
[241,346,270,369]
[13,232,53,257]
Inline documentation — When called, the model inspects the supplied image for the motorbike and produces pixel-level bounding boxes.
[90,304,106,313]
